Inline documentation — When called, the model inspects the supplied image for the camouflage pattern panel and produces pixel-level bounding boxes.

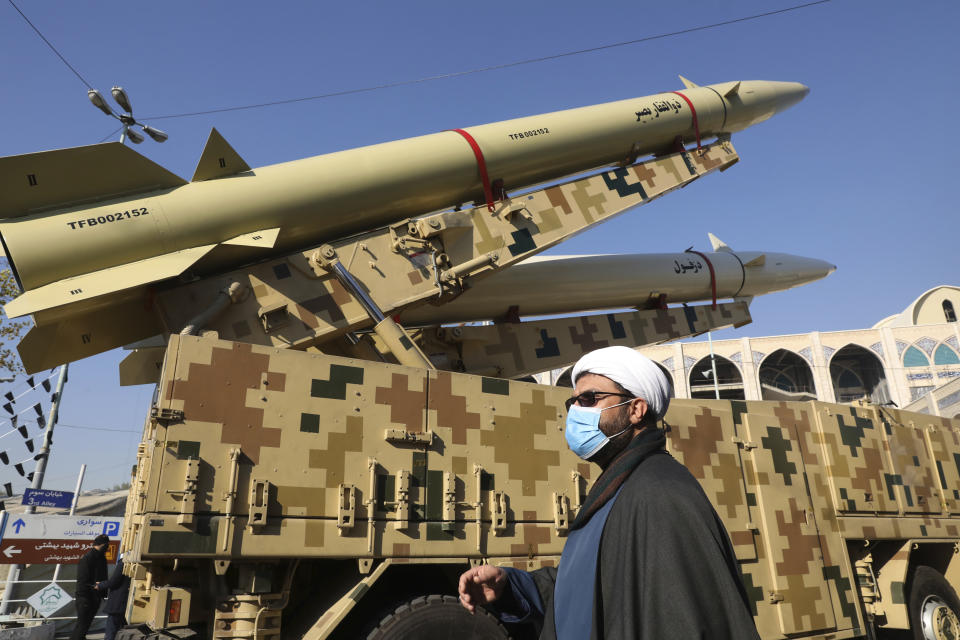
[876,407,942,515]
[136,335,578,563]
[153,254,372,351]
[743,401,861,637]
[416,302,751,379]
[150,141,738,353]
[920,414,960,515]
[813,403,898,515]
[738,407,839,637]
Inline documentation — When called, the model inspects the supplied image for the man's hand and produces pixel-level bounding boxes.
[458,565,507,614]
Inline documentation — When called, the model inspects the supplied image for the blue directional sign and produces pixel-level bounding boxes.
[21,489,74,509]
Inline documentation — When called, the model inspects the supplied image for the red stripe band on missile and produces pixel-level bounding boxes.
[671,91,701,152]
[685,249,717,309]
[449,129,496,212]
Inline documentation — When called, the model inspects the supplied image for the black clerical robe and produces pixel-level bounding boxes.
[499,445,760,639]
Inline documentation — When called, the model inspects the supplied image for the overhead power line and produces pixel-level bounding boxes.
[56,423,141,433]
[9,0,831,123]
[7,0,93,89]
[143,0,831,121]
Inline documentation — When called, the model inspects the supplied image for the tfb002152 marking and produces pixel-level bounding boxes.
[66,206,149,230]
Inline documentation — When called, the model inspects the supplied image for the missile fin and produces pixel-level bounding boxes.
[4,244,217,318]
[222,227,281,248]
[678,75,699,89]
[0,143,186,219]
[708,233,734,254]
[191,128,252,182]
[744,254,766,267]
[18,300,164,374]
[119,346,165,386]
[724,81,742,97]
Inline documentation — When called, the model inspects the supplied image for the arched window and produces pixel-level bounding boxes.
[945,300,958,323]
[903,346,929,367]
[934,344,960,365]
[837,368,863,389]
[830,344,890,404]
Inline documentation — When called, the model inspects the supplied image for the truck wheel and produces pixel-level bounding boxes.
[367,594,509,640]
[908,566,960,640]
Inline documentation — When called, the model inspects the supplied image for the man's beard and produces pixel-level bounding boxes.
[590,405,635,469]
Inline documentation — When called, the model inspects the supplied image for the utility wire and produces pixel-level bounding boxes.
[56,423,140,434]
[6,0,93,89]
[143,0,831,121]
[9,0,830,122]
[98,127,122,143]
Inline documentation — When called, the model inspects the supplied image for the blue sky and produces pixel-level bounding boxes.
[0,0,957,491]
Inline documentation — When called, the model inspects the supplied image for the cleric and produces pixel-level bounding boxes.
[458,345,760,639]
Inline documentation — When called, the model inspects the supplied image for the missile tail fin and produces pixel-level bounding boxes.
[0,143,186,219]
[678,75,699,89]
[222,227,281,248]
[708,233,734,253]
[191,128,251,182]
[724,81,742,97]
[4,244,216,318]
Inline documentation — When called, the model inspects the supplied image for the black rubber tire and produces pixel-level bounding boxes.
[907,566,960,640]
[115,624,152,640]
[366,594,510,640]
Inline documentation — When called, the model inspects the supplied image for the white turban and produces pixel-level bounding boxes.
[571,346,672,420]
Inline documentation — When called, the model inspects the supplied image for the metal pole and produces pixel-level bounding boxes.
[707,332,721,400]
[0,364,68,616]
[28,364,69,494]
[52,464,85,584]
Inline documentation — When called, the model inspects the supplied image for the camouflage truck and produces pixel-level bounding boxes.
[117,335,960,640]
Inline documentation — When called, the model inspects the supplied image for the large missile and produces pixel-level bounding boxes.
[401,235,835,325]
[0,78,807,319]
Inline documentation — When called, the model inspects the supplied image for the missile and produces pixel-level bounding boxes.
[400,235,835,325]
[0,78,807,320]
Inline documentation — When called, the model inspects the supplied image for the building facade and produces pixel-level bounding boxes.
[541,286,960,415]
[632,286,960,411]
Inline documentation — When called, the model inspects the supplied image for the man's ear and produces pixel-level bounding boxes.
[628,398,649,426]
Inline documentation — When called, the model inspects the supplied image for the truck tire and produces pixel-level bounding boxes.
[366,594,510,640]
[908,566,960,640]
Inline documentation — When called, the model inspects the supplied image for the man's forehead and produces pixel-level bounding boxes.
[574,372,619,392]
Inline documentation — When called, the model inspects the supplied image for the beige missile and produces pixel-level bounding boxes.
[400,236,835,325]
[0,78,808,319]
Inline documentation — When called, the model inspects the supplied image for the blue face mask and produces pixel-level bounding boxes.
[565,400,633,460]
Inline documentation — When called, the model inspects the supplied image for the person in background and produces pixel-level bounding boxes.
[71,534,108,640]
[98,551,130,640]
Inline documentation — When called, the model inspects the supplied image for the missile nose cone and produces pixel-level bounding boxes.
[777,81,810,112]
[737,252,835,297]
[717,80,810,133]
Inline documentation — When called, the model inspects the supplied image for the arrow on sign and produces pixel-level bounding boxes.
[11,519,25,534]
[3,546,21,559]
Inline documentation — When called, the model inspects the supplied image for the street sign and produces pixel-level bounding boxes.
[0,515,123,564]
[0,539,119,564]
[21,489,75,510]
[26,582,72,618]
